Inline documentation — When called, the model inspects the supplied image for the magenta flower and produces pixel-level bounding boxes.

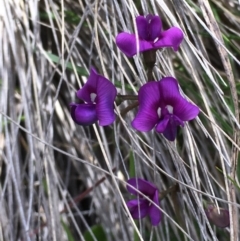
[116,15,183,57]
[132,77,199,141]
[70,68,117,126]
[126,178,162,226]
[205,204,230,228]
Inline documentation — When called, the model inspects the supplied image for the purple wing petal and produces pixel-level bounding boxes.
[77,68,99,102]
[174,99,200,121]
[149,190,162,226]
[148,16,162,41]
[70,103,97,126]
[155,115,169,133]
[131,82,160,131]
[156,115,170,133]
[158,77,199,121]
[127,178,157,197]
[95,76,117,126]
[162,115,183,141]
[116,33,153,57]
[154,27,183,51]
[127,199,149,219]
[136,16,148,40]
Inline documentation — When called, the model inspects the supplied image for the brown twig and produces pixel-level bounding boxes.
[120,101,139,116]
[117,94,138,101]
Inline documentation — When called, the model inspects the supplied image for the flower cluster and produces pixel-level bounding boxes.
[70,14,201,226]
[70,15,199,141]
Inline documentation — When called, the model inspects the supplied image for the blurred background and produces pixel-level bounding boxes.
[0,0,239,240]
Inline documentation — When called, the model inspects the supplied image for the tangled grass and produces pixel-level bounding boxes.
[0,0,239,240]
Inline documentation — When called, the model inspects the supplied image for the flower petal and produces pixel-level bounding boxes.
[154,27,183,51]
[116,33,153,57]
[174,100,199,121]
[158,77,199,121]
[70,103,97,126]
[155,115,169,133]
[148,16,162,41]
[149,190,162,226]
[158,77,180,105]
[136,16,148,40]
[127,178,157,197]
[95,76,117,126]
[132,82,160,131]
[127,199,149,219]
[76,68,99,102]
[162,115,184,141]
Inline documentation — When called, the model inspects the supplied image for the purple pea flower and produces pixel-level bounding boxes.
[70,68,117,126]
[205,204,230,228]
[126,178,162,226]
[132,77,199,141]
[116,15,184,57]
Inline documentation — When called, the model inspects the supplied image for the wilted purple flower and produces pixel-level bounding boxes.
[205,204,230,228]
[116,15,183,57]
[70,68,117,126]
[132,77,199,141]
[126,178,162,226]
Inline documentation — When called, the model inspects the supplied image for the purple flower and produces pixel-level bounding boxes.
[131,77,199,141]
[205,204,230,228]
[70,68,117,126]
[116,15,184,57]
[126,178,162,226]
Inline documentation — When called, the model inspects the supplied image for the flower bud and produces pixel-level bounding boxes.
[205,204,230,228]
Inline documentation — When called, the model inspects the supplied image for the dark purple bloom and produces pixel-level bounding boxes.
[116,15,184,57]
[131,77,199,141]
[70,68,117,126]
[205,204,230,228]
[126,178,162,226]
